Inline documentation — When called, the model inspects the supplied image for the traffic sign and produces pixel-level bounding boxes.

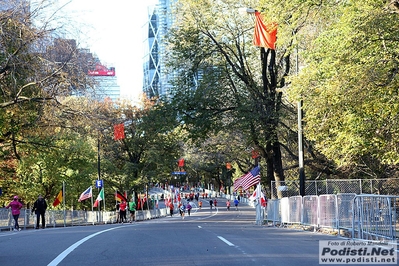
[95,179,103,188]
[171,171,186,175]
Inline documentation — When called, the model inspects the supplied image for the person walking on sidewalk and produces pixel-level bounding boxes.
[6,196,23,231]
[32,195,47,229]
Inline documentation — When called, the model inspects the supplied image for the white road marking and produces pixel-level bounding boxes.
[218,236,235,246]
[47,227,121,266]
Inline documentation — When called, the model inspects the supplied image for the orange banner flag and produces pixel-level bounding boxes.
[114,124,125,140]
[253,11,277,49]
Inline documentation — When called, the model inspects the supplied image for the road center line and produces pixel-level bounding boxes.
[47,227,121,266]
[217,236,235,246]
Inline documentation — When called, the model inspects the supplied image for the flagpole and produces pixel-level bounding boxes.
[103,186,106,212]
[91,189,94,225]
[62,181,66,227]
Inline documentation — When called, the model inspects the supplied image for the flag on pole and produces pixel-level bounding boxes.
[241,166,261,190]
[177,158,185,167]
[114,124,125,140]
[115,190,127,202]
[234,166,261,191]
[93,188,104,208]
[78,186,92,202]
[53,189,63,207]
[137,194,141,210]
[233,176,243,192]
[253,11,277,49]
[249,183,264,201]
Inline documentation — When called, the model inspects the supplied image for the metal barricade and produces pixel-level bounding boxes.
[318,194,338,228]
[302,195,318,227]
[352,195,399,241]
[280,197,290,224]
[337,193,356,229]
[289,196,302,224]
[266,199,280,225]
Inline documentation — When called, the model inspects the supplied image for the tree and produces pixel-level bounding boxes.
[165,0,297,196]
[287,0,399,178]
[0,1,98,203]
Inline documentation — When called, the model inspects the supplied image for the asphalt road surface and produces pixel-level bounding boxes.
[1,197,353,266]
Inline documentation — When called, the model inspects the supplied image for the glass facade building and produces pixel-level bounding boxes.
[142,0,176,99]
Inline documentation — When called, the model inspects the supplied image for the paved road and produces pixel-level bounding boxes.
[0,197,349,266]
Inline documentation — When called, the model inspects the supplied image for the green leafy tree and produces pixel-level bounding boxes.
[0,2,96,198]
[165,0,301,197]
[287,0,399,178]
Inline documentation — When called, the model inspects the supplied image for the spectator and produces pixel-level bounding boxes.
[128,199,136,223]
[169,202,174,217]
[32,195,47,229]
[115,202,120,223]
[119,200,127,223]
[6,196,23,231]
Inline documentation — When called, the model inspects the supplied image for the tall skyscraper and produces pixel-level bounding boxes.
[142,0,176,99]
[87,62,121,102]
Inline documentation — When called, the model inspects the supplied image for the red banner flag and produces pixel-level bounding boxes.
[114,124,125,140]
[178,158,185,167]
[253,11,277,49]
[53,189,63,207]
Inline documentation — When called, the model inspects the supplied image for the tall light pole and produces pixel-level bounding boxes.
[296,47,305,196]
[240,7,305,196]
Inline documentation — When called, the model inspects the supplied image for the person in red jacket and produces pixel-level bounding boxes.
[119,200,127,223]
[169,202,174,217]
[6,196,23,231]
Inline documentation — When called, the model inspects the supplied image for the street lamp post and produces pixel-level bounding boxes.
[240,7,305,196]
[296,47,306,196]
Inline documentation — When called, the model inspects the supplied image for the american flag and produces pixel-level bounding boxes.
[78,186,92,202]
[234,166,261,191]
[242,166,260,190]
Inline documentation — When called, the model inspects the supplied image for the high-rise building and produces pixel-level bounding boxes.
[87,62,121,102]
[142,0,177,99]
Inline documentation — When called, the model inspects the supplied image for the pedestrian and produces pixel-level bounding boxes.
[186,202,192,216]
[115,202,120,223]
[31,195,47,229]
[119,200,127,223]
[209,199,213,210]
[169,202,174,217]
[179,203,186,219]
[6,196,23,231]
[226,199,231,211]
[128,199,136,223]
[234,198,239,210]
